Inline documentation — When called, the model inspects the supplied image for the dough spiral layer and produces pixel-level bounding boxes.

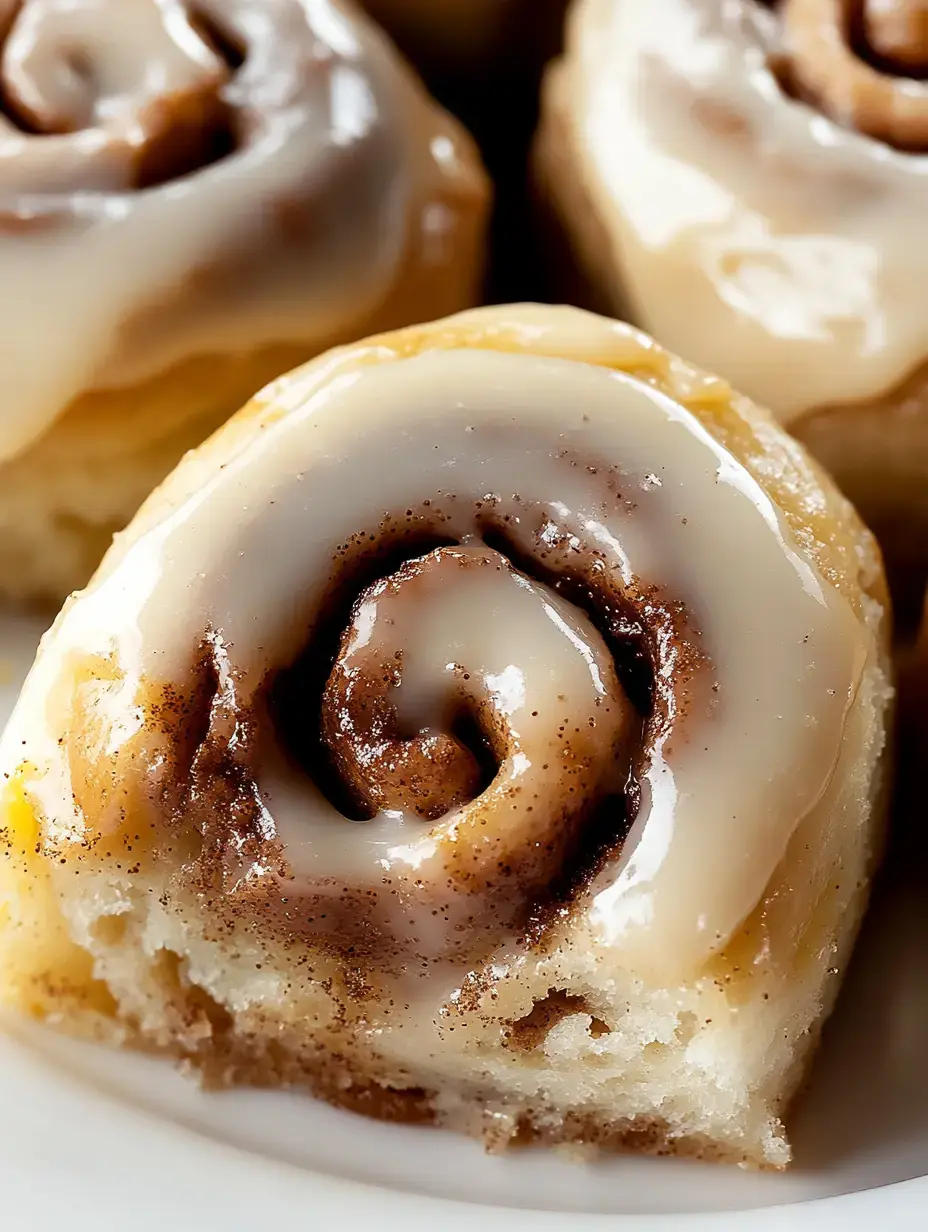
[0,305,891,1168]
[0,0,488,600]
[536,0,928,620]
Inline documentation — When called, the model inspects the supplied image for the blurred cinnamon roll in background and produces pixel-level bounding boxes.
[0,304,891,1169]
[0,0,488,603]
[536,0,928,627]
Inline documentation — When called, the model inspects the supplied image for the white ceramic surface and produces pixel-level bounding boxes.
[1,607,926,1230]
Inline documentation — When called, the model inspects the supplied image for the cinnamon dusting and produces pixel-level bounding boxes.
[116,472,710,989]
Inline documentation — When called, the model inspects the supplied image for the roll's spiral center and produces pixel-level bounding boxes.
[0,0,248,190]
[317,542,630,842]
[778,0,928,147]
[1,0,230,133]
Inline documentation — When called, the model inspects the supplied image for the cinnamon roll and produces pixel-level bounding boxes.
[0,305,891,1169]
[0,0,488,604]
[535,0,928,624]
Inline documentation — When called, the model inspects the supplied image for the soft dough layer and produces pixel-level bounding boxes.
[0,305,891,1168]
[0,0,488,603]
[535,0,928,619]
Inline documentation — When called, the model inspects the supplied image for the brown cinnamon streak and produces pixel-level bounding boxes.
[137,483,708,986]
[779,0,928,148]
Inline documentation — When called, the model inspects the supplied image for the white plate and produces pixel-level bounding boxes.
[1,608,926,1231]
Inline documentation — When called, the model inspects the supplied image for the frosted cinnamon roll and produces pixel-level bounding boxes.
[0,305,890,1169]
[0,0,488,604]
[536,0,928,623]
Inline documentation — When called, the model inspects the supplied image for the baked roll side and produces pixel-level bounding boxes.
[0,304,891,1168]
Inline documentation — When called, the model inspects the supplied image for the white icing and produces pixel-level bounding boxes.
[550,0,928,419]
[0,0,484,462]
[3,306,868,980]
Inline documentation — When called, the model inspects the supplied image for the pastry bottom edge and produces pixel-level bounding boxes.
[18,988,789,1172]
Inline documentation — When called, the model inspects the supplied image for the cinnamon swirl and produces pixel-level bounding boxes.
[0,304,891,1168]
[0,0,488,603]
[536,0,928,625]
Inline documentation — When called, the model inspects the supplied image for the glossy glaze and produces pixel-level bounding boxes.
[0,0,485,461]
[2,306,869,981]
[546,0,928,419]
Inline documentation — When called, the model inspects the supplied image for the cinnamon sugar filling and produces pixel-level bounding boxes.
[147,489,706,980]
[775,0,928,147]
[0,0,247,195]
